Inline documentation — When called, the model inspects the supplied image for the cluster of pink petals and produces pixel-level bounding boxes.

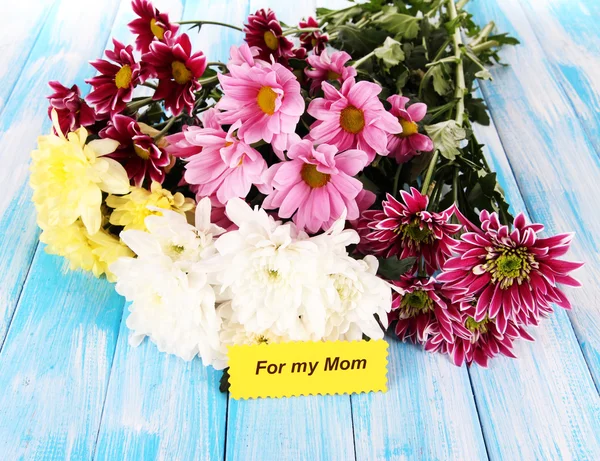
[217,56,304,145]
[362,188,461,274]
[143,32,206,116]
[390,275,469,344]
[307,78,402,162]
[128,0,179,53]
[386,95,433,163]
[86,39,147,115]
[438,210,583,333]
[244,8,294,62]
[47,82,98,135]
[166,108,268,205]
[262,140,368,233]
[100,114,170,186]
[298,16,328,55]
[305,50,357,95]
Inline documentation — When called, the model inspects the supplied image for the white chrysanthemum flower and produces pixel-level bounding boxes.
[313,216,392,341]
[111,198,226,364]
[214,198,327,340]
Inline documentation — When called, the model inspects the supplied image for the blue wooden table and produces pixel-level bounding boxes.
[1,0,599,459]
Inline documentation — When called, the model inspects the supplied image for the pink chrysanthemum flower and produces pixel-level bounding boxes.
[363,188,461,274]
[387,95,433,163]
[244,8,294,62]
[128,0,179,53]
[307,78,402,162]
[438,210,583,333]
[425,303,534,367]
[165,108,268,204]
[298,17,328,55]
[262,140,368,233]
[100,114,170,187]
[217,60,304,144]
[47,81,98,134]
[305,50,357,95]
[86,39,146,115]
[228,43,266,67]
[143,32,207,116]
[389,276,469,344]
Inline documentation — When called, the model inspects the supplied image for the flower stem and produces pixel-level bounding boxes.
[206,61,228,71]
[198,75,219,85]
[283,27,320,36]
[177,20,243,32]
[420,150,439,195]
[142,82,158,90]
[352,51,375,68]
[392,163,403,198]
[470,40,499,54]
[469,21,495,48]
[154,116,177,139]
[127,97,153,112]
[448,0,466,125]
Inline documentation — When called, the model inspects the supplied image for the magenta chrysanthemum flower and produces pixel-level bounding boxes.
[143,32,207,116]
[216,59,304,144]
[298,17,328,55]
[389,276,469,344]
[438,210,583,333]
[100,114,170,186]
[86,39,146,115]
[244,8,294,62]
[47,81,98,134]
[305,50,357,95]
[307,78,402,162]
[425,303,534,367]
[128,0,179,53]
[262,139,368,233]
[165,108,268,204]
[387,95,433,163]
[363,188,461,274]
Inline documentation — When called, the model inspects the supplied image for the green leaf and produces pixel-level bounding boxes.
[377,256,417,280]
[334,25,388,56]
[375,7,421,39]
[475,68,492,80]
[424,120,467,160]
[430,64,452,96]
[374,36,406,69]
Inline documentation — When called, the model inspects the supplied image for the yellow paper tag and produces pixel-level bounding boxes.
[228,340,388,399]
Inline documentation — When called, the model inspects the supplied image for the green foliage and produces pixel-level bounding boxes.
[377,257,417,280]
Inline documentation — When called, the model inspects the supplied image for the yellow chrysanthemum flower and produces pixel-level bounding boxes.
[106,181,195,231]
[40,219,133,282]
[30,111,130,235]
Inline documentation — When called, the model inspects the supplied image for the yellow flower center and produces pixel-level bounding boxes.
[398,119,419,138]
[340,105,365,134]
[263,31,279,50]
[150,18,165,40]
[134,144,151,160]
[301,164,330,188]
[257,86,278,115]
[171,61,192,84]
[326,70,341,80]
[115,65,133,89]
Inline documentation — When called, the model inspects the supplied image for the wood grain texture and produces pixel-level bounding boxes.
[0,0,122,347]
[94,2,230,460]
[468,85,600,460]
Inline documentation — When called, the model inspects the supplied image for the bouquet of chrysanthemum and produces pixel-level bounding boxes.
[30,0,582,376]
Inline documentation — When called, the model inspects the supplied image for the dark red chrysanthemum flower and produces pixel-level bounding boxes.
[244,9,294,62]
[128,0,179,53]
[363,187,461,274]
[143,32,206,116]
[389,275,469,344]
[438,210,583,333]
[100,114,170,186]
[86,39,147,115]
[298,17,328,55]
[47,81,98,134]
[425,302,534,367]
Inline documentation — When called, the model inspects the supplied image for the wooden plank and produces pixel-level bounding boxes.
[223,1,357,460]
[0,0,56,113]
[516,0,600,155]
[0,0,121,347]
[465,75,600,458]
[93,2,231,460]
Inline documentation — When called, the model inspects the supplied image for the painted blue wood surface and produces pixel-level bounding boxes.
[0,0,599,460]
